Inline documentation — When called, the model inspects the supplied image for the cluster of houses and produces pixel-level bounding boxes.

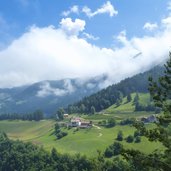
[64,115,92,128]
[62,114,157,129]
[57,114,92,129]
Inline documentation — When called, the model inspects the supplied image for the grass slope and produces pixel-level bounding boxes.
[105,93,151,114]
[0,120,55,141]
[0,93,160,157]
[0,120,163,157]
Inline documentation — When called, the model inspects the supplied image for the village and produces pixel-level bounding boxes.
[63,114,93,129]
[59,113,157,130]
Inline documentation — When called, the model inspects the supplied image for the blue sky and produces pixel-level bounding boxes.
[0,0,169,47]
[0,0,171,88]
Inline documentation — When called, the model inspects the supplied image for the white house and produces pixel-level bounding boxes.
[63,114,69,118]
[69,117,92,128]
[70,118,81,127]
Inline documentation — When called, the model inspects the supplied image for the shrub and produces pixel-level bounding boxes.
[126,135,134,143]
[134,130,140,137]
[120,118,135,125]
[104,142,123,157]
[113,142,123,155]
[104,147,113,157]
[116,131,123,141]
[57,131,68,139]
[135,136,141,143]
[107,118,116,127]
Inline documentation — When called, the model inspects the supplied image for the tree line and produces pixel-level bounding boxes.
[0,109,44,121]
[0,54,170,171]
[66,66,163,114]
[0,132,133,171]
[104,53,171,170]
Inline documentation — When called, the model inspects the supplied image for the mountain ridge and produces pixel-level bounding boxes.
[67,65,164,114]
[0,76,108,115]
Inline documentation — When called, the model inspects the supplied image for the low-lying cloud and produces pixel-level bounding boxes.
[37,79,75,97]
[0,15,170,88]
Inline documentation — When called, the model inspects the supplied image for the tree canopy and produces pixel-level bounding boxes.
[122,52,171,171]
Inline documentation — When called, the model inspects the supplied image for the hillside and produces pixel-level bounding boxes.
[0,66,163,116]
[0,76,107,115]
[68,66,164,114]
[0,120,163,157]
[105,93,151,114]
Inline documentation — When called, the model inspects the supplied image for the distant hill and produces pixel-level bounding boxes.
[68,66,164,114]
[105,93,152,114]
[0,76,107,115]
[0,66,164,116]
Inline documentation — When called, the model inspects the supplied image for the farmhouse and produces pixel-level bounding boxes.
[79,121,92,128]
[70,118,81,127]
[64,114,69,118]
[69,117,92,128]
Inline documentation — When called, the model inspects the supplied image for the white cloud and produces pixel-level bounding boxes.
[83,32,99,40]
[143,22,158,31]
[86,83,96,89]
[0,15,170,88]
[60,18,86,36]
[37,80,75,97]
[162,16,171,28]
[62,5,79,16]
[116,30,129,45]
[82,1,118,18]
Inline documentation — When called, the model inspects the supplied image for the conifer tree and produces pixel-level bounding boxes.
[122,52,171,170]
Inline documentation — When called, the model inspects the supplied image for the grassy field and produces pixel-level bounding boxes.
[0,120,55,141]
[105,93,151,114]
[0,119,163,157]
[0,93,161,157]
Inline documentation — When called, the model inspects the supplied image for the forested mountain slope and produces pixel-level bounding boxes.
[0,76,107,115]
[67,66,164,114]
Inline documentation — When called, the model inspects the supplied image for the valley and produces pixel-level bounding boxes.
[0,118,163,157]
[0,1,171,170]
[0,92,163,157]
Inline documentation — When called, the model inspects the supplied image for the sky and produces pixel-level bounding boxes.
[0,0,171,88]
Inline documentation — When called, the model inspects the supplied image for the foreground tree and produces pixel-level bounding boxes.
[122,52,171,170]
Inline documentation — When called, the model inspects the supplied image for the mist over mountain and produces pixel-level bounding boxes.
[0,75,108,115]
[0,65,164,116]
[68,65,164,113]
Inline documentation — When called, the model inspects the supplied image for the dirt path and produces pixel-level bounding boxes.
[93,125,103,137]
[98,133,102,137]
[93,124,101,130]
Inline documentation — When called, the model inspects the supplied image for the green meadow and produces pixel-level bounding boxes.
[0,93,163,157]
[0,93,162,157]
[105,93,151,114]
[0,119,163,157]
